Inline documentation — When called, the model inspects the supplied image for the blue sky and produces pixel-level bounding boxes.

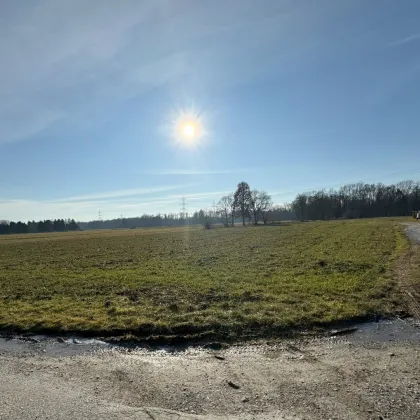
[1,0,420,221]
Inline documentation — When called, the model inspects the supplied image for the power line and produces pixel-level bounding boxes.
[180,196,188,219]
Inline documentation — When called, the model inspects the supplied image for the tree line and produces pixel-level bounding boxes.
[77,182,280,230]
[291,180,420,221]
[0,182,277,233]
[0,219,79,235]
[1,180,419,234]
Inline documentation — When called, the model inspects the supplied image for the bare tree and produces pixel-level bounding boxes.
[250,190,273,225]
[292,193,307,221]
[234,182,252,226]
[257,191,273,224]
[229,193,236,226]
[217,195,234,227]
[250,190,260,225]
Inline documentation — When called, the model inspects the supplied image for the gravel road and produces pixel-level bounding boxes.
[1,319,420,420]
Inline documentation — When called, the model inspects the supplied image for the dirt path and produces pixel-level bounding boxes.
[1,320,420,420]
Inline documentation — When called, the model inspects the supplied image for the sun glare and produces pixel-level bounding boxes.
[168,107,207,148]
[183,123,196,138]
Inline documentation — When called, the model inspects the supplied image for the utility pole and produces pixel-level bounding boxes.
[97,210,102,221]
[180,196,187,219]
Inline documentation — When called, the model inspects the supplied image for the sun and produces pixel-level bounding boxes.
[182,123,196,139]
[177,118,200,143]
[170,109,207,147]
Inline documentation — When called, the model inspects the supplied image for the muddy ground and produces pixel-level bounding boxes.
[0,223,419,420]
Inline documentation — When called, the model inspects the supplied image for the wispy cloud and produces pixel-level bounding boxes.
[0,189,227,222]
[389,33,420,47]
[146,168,257,176]
[166,191,230,200]
[269,191,296,197]
[50,184,195,203]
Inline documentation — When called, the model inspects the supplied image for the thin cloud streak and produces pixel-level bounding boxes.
[269,191,296,197]
[166,191,230,199]
[146,168,258,176]
[0,189,229,221]
[50,184,195,203]
[389,33,420,47]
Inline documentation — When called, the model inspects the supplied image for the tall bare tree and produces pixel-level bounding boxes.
[250,190,273,225]
[217,194,234,227]
[250,190,260,225]
[292,193,308,221]
[229,193,236,226]
[234,182,252,226]
[257,191,273,224]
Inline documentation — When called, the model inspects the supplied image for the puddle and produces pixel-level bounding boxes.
[346,318,420,343]
[62,337,109,346]
[0,318,418,357]
[0,335,110,357]
[402,222,420,244]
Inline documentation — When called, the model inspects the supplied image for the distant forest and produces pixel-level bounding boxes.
[0,219,79,235]
[291,180,420,221]
[1,180,419,234]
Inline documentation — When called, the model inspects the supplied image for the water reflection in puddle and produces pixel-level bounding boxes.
[350,318,420,343]
[0,318,418,357]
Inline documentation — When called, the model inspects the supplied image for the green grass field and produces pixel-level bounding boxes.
[0,219,412,339]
